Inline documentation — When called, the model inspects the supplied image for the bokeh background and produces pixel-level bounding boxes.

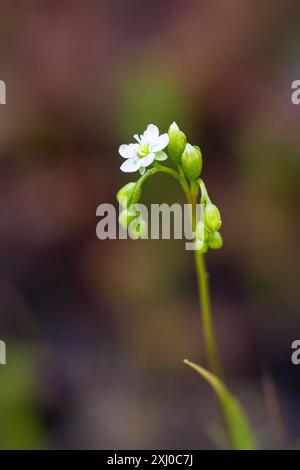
[0,0,300,449]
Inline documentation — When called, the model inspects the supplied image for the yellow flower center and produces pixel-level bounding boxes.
[138,144,149,158]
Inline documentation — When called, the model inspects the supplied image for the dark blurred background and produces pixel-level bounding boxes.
[0,0,300,449]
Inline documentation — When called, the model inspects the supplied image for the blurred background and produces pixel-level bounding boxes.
[0,0,300,449]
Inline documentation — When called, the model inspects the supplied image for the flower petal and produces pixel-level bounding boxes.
[120,157,140,173]
[142,124,159,144]
[139,153,155,167]
[155,150,168,161]
[119,143,138,159]
[152,133,169,152]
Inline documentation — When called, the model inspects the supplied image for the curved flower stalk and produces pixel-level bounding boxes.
[116,122,257,449]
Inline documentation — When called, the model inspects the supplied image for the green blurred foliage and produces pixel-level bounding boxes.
[117,63,189,140]
[0,347,45,449]
[185,360,257,450]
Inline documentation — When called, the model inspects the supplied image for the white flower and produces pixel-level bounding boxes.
[119,124,169,174]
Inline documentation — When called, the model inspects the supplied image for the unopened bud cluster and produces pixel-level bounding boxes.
[117,181,146,238]
[195,201,223,253]
[168,123,202,181]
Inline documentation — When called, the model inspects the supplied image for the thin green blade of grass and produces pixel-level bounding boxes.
[184,359,257,450]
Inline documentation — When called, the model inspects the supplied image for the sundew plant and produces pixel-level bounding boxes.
[116,123,257,450]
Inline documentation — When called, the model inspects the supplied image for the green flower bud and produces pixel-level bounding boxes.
[117,182,140,208]
[181,144,202,180]
[195,239,208,254]
[204,203,222,232]
[128,218,147,240]
[208,231,223,250]
[196,221,210,242]
[118,208,137,229]
[167,122,187,165]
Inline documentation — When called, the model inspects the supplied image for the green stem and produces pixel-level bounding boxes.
[194,249,223,378]
[153,162,180,181]
[137,164,223,378]
[177,165,191,200]
[190,194,223,379]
